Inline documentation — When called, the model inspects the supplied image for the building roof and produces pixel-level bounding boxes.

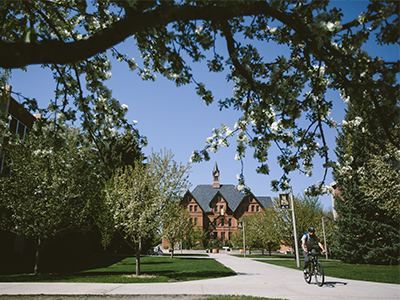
[191,184,272,213]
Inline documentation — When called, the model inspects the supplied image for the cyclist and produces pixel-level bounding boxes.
[301,227,325,278]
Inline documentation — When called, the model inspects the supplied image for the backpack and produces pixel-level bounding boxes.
[303,232,316,250]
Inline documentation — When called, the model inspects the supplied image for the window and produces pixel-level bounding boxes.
[194,205,197,212]
[190,205,193,212]
[221,232,225,241]
[220,205,223,212]
[229,232,232,240]
[215,206,218,212]
[221,219,224,227]
[251,205,255,212]
[229,219,232,227]
[256,206,260,212]
[214,232,218,239]
[214,219,217,227]
[194,218,198,226]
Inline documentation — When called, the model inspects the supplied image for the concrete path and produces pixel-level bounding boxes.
[0,254,399,300]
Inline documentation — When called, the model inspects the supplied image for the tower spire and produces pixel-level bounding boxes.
[212,162,220,189]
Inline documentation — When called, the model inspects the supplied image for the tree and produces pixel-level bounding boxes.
[161,201,190,258]
[105,149,191,275]
[359,144,400,222]
[0,122,102,273]
[242,212,280,255]
[257,209,281,255]
[270,193,327,252]
[242,214,262,253]
[0,1,397,192]
[333,103,399,265]
[105,163,159,276]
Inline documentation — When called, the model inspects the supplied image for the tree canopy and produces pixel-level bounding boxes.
[0,0,398,192]
[0,122,102,273]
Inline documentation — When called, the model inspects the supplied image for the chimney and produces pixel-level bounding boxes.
[212,162,220,189]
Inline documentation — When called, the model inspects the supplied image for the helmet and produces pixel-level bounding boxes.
[308,227,315,233]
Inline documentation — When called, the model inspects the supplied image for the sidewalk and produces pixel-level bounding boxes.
[0,254,399,300]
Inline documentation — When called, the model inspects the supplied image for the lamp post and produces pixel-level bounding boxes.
[289,187,300,268]
[322,217,328,260]
[238,218,245,258]
[279,188,300,268]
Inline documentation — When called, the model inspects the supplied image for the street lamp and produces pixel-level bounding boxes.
[322,217,328,260]
[238,218,245,258]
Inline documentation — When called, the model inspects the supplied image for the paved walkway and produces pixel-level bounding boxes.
[0,254,399,300]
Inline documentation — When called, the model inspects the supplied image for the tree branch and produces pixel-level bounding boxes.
[0,2,278,68]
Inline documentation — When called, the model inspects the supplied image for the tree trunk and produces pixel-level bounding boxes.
[170,249,174,259]
[135,243,141,276]
[34,237,42,274]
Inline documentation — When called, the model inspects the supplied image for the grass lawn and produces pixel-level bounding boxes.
[256,258,400,284]
[0,255,235,283]
[0,296,284,300]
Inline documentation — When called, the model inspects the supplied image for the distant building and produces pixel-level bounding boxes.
[330,182,339,219]
[0,85,39,257]
[1,85,39,176]
[179,162,272,245]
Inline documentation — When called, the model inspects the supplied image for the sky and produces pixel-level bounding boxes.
[7,1,399,213]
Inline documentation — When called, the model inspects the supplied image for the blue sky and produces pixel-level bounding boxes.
[7,1,399,212]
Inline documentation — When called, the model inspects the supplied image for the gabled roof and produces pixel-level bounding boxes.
[192,184,244,213]
[191,184,272,213]
[256,196,272,209]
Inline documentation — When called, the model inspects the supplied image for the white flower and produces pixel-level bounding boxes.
[236,184,245,191]
[271,122,279,133]
[121,104,129,111]
[132,120,138,125]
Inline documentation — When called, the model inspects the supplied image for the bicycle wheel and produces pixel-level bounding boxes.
[147,249,152,256]
[315,262,324,286]
[304,265,312,284]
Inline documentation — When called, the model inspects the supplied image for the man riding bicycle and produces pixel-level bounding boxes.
[301,227,325,278]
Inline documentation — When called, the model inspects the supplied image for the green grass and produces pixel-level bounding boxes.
[257,258,400,284]
[231,254,296,259]
[200,296,284,300]
[0,296,283,300]
[0,255,235,283]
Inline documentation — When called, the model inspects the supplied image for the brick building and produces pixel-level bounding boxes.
[0,85,39,257]
[1,85,38,175]
[180,162,272,244]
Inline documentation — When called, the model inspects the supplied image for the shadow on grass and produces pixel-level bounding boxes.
[0,254,128,275]
[0,255,236,283]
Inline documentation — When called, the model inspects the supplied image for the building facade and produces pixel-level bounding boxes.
[180,162,272,244]
[1,85,38,176]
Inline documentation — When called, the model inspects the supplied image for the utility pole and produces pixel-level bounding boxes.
[279,188,300,268]
[238,218,245,258]
[243,219,246,258]
[289,187,300,268]
[322,217,328,260]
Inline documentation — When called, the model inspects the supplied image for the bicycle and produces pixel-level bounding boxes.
[304,251,324,286]
[147,247,163,256]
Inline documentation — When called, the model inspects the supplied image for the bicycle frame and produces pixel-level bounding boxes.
[304,251,325,287]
